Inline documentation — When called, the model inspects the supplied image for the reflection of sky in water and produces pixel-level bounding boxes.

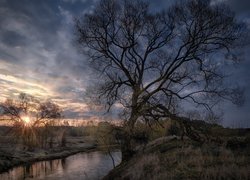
[0,151,121,180]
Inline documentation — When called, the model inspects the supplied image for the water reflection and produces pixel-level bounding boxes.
[0,151,121,180]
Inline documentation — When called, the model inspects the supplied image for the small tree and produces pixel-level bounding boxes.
[75,0,246,160]
[0,93,62,148]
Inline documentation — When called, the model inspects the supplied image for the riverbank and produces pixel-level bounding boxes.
[0,150,122,180]
[0,136,99,173]
[0,123,121,174]
[104,136,250,180]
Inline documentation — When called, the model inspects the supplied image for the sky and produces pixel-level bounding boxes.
[0,0,250,127]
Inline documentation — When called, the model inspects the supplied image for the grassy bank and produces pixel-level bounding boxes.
[104,135,250,180]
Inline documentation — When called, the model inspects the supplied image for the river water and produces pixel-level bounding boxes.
[0,151,121,180]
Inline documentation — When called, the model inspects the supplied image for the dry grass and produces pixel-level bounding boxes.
[108,138,250,180]
[123,154,160,180]
[161,146,250,180]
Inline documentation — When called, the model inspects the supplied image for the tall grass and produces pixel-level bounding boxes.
[118,140,250,180]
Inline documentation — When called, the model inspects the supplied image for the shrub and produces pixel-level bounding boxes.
[226,137,247,150]
[167,122,181,136]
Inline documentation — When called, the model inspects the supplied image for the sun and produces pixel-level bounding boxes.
[22,116,31,125]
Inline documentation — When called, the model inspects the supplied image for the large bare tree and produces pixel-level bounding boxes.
[75,0,245,160]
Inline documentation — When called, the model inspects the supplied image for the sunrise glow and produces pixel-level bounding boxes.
[22,116,31,125]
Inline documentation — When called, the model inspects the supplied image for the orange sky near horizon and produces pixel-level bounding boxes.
[0,61,89,119]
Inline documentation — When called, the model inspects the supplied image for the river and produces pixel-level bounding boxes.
[0,151,121,180]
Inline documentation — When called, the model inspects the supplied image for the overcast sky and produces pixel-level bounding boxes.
[0,0,249,127]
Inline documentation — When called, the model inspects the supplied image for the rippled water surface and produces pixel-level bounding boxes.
[0,151,121,180]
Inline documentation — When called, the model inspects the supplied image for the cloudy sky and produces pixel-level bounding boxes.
[0,0,250,127]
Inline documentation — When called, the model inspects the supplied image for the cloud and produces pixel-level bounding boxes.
[58,6,74,25]
[243,18,250,29]
[227,0,250,13]
[0,0,92,119]
[61,0,88,3]
[0,0,249,126]
[210,0,228,5]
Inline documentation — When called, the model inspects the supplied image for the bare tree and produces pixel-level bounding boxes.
[0,93,62,148]
[0,93,61,125]
[75,0,245,160]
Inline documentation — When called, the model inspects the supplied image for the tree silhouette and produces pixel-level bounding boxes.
[0,93,61,125]
[0,93,62,148]
[75,0,245,160]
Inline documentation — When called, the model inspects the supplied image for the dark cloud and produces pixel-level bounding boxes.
[0,0,90,118]
[0,50,18,63]
[1,30,27,47]
[226,0,250,13]
[0,0,249,127]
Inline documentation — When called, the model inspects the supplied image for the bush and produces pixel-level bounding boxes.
[226,137,247,150]
[167,122,181,136]
[68,126,85,137]
[95,122,116,146]
[244,135,250,147]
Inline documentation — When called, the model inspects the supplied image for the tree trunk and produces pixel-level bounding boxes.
[121,86,140,161]
[121,131,134,161]
[121,113,138,161]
